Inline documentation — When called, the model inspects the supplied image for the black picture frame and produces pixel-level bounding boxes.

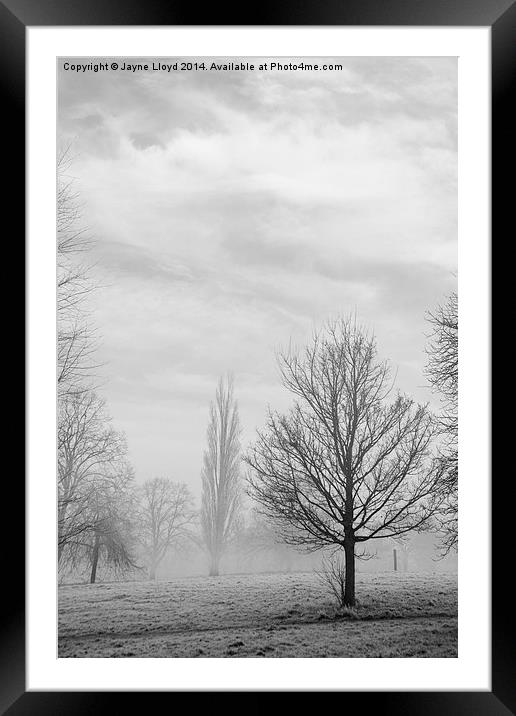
[6,0,505,711]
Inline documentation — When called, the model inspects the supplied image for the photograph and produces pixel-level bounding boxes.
[56,55,458,659]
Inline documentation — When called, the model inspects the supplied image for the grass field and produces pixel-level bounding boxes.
[58,571,457,658]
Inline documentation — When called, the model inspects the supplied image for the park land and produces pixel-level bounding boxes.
[58,570,457,658]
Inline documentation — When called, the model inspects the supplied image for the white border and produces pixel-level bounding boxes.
[27,27,490,691]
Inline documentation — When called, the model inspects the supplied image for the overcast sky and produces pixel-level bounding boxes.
[58,57,457,499]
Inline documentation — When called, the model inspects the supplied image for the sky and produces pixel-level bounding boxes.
[58,56,457,500]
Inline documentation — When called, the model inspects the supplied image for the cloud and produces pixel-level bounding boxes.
[130,131,165,150]
[95,239,196,284]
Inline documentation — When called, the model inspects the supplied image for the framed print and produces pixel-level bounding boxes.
[4,0,508,711]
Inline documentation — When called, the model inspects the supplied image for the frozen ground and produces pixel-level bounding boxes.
[58,571,457,658]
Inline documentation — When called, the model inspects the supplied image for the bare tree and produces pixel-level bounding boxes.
[425,292,458,554]
[138,478,195,580]
[57,146,136,583]
[83,465,139,583]
[201,376,242,576]
[57,146,99,398]
[246,317,445,606]
[58,391,127,566]
[61,460,139,583]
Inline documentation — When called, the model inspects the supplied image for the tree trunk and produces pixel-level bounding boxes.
[148,548,159,580]
[57,502,68,564]
[343,537,356,607]
[90,533,100,584]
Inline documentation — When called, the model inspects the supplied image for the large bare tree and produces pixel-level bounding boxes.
[425,291,458,553]
[138,478,195,580]
[246,318,445,606]
[201,376,242,576]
